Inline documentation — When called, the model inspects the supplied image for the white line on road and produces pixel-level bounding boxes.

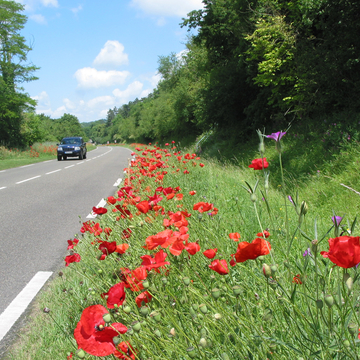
[113,178,122,186]
[0,271,53,342]
[65,165,75,169]
[0,170,6,173]
[76,161,84,165]
[19,164,35,168]
[16,175,41,184]
[43,160,53,163]
[46,169,61,175]
[86,159,92,161]
[0,187,6,190]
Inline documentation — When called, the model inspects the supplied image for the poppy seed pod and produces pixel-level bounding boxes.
[200,328,207,337]
[140,306,149,317]
[132,321,141,332]
[250,193,257,202]
[150,310,161,322]
[76,349,86,359]
[102,313,111,323]
[343,339,351,348]
[232,285,242,296]
[211,288,221,299]
[187,346,197,358]
[315,299,323,309]
[183,277,191,286]
[199,304,208,314]
[199,338,207,348]
[112,336,121,345]
[324,295,334,308]
[142,279,150,288]
[123,305,131,314]
[348,322,358,335]
[270,264,278,275]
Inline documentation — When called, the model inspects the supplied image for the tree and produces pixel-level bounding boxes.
[0,0,39,146]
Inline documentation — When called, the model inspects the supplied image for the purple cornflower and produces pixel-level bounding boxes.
[303,248,311,257]
[331,216,343,227]
[266,131,286,141]
[288,195,294,204]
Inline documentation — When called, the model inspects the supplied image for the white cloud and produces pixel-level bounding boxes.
[32,91,51,108]
[71,5,83,14]
[29,14,47,24]
[63,98,76,110]
[41,0,58,7]
[20,0,58,11]
[87,96,115,109]
[113,81,144,103]
[74,67,130,89]
[93,41,129,68]
[130,0,204,17]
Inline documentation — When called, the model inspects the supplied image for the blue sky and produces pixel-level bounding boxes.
[19,0,203,122]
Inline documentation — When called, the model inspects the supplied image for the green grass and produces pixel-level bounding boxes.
[4,132,360,359]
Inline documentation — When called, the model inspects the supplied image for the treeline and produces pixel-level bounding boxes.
[95,0,360,147]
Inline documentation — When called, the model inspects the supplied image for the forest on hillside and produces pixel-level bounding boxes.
[2,0,360,149]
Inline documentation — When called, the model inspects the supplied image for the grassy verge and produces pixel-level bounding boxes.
[4,133,360,359]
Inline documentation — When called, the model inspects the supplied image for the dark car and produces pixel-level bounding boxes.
[57,137,87,161]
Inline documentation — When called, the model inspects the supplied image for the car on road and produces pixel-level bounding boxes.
[57,137,87,161]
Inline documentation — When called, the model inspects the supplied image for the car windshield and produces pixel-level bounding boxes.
[61,138,81,145]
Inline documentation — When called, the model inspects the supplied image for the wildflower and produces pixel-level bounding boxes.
[101,282,126,308]
[140,249,170,271]
[229,232,241,241]
[189,190,196,195]
[209,259,229,275]
[248,158,269,170]
[193,202,213,213]
[266,131,286,141]
[234,238,271,263]
[74,305,127,357]
[203,248,217,259]
[303,248,311,257]
[67,239,79,250]
[114,341,137,359]
[136,200,150,214]
[92,206,107,215]
[320,236,360,268]
[98,241,117,259]
[331,215,343,226]
[135,291,152,307]
[292,274,302,284]
[257,230,270,238]
[65,253,81,266]
[115,243,129,254]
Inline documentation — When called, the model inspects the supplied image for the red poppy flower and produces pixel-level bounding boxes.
[229,232,241,241]
[185,242,200,255]
[101,282,126,308]
[114,341,137,359]
[234,238,271,263]
[209,259,229,275]
[140,249,170,271]
[203,248,217,259]
[248,158,269,170]
[122,228,132,239]
[257,230,270,238]
[115,243,129,254]
[99,241,117,258]
[65,253,81,266]
[193,202,213,213]
[121,266,147,292]
[292,274,302,284]
[320,236,360,268]
[74,305,127,357]
[92,206,108,215]
[135,291,152,307]
[145,229,175,250]
[136,200,150,214]
[67,239,79,250]
[189,190,196,196]
[107,196,117,205]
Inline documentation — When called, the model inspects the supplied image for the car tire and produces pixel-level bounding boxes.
[63,156,67,160]
[57,155,62,161]
[79,151,83,160]
[83,152,87,159]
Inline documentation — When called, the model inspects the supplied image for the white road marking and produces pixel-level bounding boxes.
[86,198,107,219]
[43,160,53,163]
[0,170,6,173]
[16,175,41,184]
[19,164,35,168]
[113,178,122,186]
[0,187,6,190]
[46,169,61,175]
[86,159,92,161]
[76,161,84,165]
[64,165,75,169]
[0,271,53,342]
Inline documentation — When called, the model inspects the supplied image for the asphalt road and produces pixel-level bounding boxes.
[0,146,132,354]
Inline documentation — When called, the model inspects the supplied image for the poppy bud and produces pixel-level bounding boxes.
[132,321,141,332]
[123,305,131,314]
[76,349,86,359]
[187,347,197,358]
[200,328,207,337]
[232,285,242,296]
[211,288,221,299]
[142,279,150,288]
[150,310,161,322]
[348,322,358,335]
[140,306,149,317]
[343,273,353,290]
[324,295,334,308]
[192,303,199,311]
[270,264,278,275]
[199,338,207,348]
[311,239,318,254]
[183,277,191,286]
[263,263,272,278]
[199,304,208,314]
[316,299,323,309]
[102,313,111,323]
[343,339,351,348]
[98,269,103,274]
[250,193,257,202]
